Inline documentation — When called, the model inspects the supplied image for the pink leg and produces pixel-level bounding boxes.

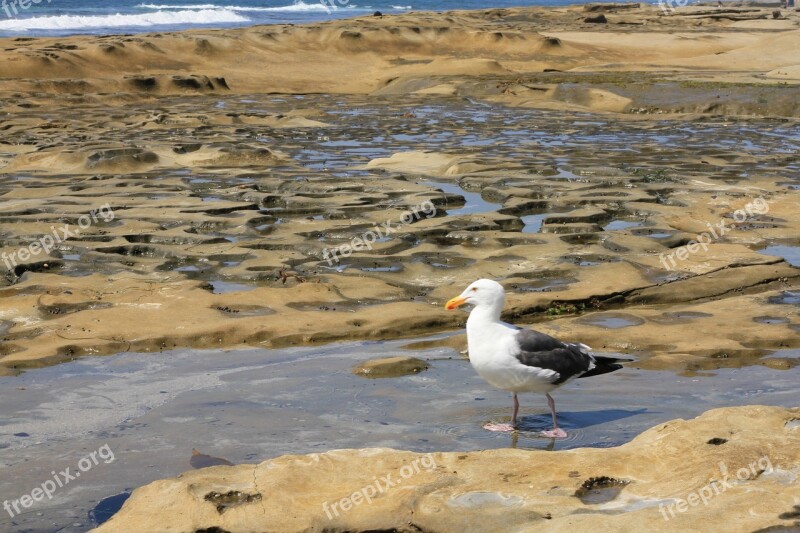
[512,393,519,426]
[483,393,519,432]
[541,393,567,438]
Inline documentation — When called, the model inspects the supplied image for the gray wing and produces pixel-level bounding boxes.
[512,329,595,385]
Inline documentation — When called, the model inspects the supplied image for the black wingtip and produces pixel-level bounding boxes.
[596,356,634,364]
[578,355,633,379]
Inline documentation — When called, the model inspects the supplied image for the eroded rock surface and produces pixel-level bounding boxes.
[92,405,800,533]
[0,5,799,115]
[0,95,798,374]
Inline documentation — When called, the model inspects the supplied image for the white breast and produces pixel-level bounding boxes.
[466,321,559,393]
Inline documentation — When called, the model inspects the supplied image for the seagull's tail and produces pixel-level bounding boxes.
[579,355,633,379]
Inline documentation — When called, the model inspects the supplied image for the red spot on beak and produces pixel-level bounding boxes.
[445,296,467,310]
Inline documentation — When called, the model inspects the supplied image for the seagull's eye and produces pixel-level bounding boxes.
[471,287,478,292]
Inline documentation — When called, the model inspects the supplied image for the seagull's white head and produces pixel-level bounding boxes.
[445,279,505,311]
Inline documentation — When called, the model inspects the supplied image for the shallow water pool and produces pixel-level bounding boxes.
[0,334,797,532]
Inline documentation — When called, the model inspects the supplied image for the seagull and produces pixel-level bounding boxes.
[445,279,630,438]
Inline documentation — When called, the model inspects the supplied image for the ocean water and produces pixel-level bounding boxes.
[0,0,647,37]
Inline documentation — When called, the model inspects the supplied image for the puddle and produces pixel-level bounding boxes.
[576,313,645,329]
[753,316,790,325]
[207,280,258,294]
[361,265,403,273]
[89,491,132,527]
[768,291,800,306]
[575,477,630,505]
[603,220,643,231]
[423,181,501,216]
[0,335,799,531]
[548,167,583,181]
[507,278,574,293]
[521,214,548,234]
[449,492,523,508]
[764,348,800,359]
[757,245,800,267]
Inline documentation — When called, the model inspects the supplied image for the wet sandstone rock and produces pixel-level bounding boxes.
[92,405,800,533]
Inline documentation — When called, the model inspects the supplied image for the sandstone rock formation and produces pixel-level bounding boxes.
[92,405,800,533]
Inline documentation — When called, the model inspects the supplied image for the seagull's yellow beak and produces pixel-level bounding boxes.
[445,296,467,310]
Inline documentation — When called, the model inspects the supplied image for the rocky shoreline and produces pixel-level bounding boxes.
[2,5,799,375]
[1,93,798,375]
[91,405,800,532]
[0,5,798,531]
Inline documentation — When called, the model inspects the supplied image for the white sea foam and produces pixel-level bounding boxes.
[0,8,249,31]
[136,1,354,12]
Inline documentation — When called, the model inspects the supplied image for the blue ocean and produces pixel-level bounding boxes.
[0,0,647,37]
